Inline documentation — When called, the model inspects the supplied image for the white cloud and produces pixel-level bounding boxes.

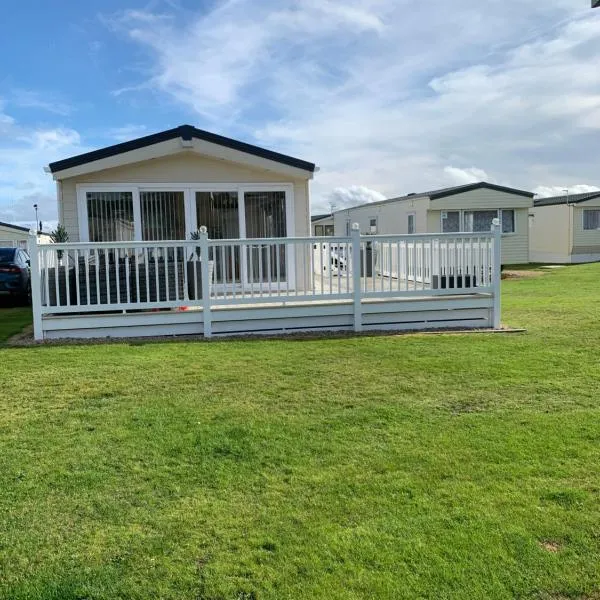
[105,124,148,142]
[107,0,600,211]
[4,1,600,225]
[28,128,81,150]
[443,167,492,186]
[533,184,600,198]
[9,89,72,116]
[0,114,89,225]
[323,185,386,212]
[107,1,388,120]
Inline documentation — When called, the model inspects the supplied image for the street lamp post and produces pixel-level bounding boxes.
[33,204,38,233]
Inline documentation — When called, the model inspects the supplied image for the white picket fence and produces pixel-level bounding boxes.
[28,223,501,340]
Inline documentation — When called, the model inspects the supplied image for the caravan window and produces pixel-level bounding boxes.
[583,210,600,230]
[441,211,460,233]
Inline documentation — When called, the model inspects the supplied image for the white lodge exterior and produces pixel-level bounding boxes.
[530,191,600,264]
[51,125,314,244]
[30,126,503,340]
[333,183,534,265]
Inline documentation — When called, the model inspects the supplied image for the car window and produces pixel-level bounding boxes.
[0,248,16,263]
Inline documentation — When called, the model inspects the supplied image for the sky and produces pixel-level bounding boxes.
[1,0,600,230]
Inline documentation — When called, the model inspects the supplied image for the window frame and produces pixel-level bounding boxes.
[77,182,295,242]
[368,217,378,235]
[407,212,416,234]
[500,209,516,234]
[440,208,517,235]
[440,210,461,233]
[583,209,600,231]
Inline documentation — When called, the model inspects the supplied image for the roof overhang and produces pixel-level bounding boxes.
[47,125,316,181]
[429,182,534,200]
[0,221,31,233]
[311,214,333,223]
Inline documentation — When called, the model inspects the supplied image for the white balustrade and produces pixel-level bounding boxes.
[28,225,501,339]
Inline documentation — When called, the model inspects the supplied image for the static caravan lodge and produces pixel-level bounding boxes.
[530,191,600,264]
[333,182,534,265]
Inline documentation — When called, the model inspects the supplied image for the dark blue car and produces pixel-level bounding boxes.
[0,247,31,305]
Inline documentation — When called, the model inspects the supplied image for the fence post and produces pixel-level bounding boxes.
[28,230,44,341]
[491,218,502,329]
[351,223,362,332]
[199,226,212,338]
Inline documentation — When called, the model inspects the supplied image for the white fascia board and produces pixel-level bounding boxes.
[50,138,187,180]
[50,136,314,181]
[190,138,314,180]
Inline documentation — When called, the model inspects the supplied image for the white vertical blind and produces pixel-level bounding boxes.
[140,191,185,241]
[195,192,239,238]
[244,191,287,282]
[86,192,134,242]
[196,191,241,284]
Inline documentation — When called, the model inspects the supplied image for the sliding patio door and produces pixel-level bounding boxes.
[196,191,241,283]
[140,191,186,241]
[193,187,290,288]
[86,191,135,242]
[244,190,287,281]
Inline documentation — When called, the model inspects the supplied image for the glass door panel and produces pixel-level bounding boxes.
[140,190,186,267]
[196,191,241,284]
[87,191,134,242]
[244,191,287,282]
[140,191,186,241]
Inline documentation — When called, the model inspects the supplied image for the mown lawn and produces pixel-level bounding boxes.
[0,302,31,343]
[1,265,599,599]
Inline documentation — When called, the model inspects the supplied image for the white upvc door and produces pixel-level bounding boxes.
[190,183,295,291]
[77,182,295,290]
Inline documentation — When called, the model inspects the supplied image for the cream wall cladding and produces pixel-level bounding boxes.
[59,153,310,242]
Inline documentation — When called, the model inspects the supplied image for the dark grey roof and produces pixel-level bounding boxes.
[534,191,600,207]
[0,220,30,233]
[311,213,332,222]
[336,181,533,213]
[48,124,316,174]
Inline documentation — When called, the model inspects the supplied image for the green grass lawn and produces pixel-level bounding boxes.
[0,304,31,343]
[1,265,600,599]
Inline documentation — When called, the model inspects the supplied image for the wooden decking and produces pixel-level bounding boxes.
[30,229,501,340]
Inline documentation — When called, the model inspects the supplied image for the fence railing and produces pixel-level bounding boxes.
[29,223,501,338]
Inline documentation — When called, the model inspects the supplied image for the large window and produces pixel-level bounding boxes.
[461,209,515,234]
[244,191,287,238]
[583,209,600,230]
[245,191,287,281]
[501,209,515,233]
[196,191,240,239]
[196,191,241,283]
[81,185,291,273]
[141,191,185,241]
[87,191,134,242]
[441,211,460,233]
[195,189,288,282]
[463,210,497,233]
[315,224,334,236]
